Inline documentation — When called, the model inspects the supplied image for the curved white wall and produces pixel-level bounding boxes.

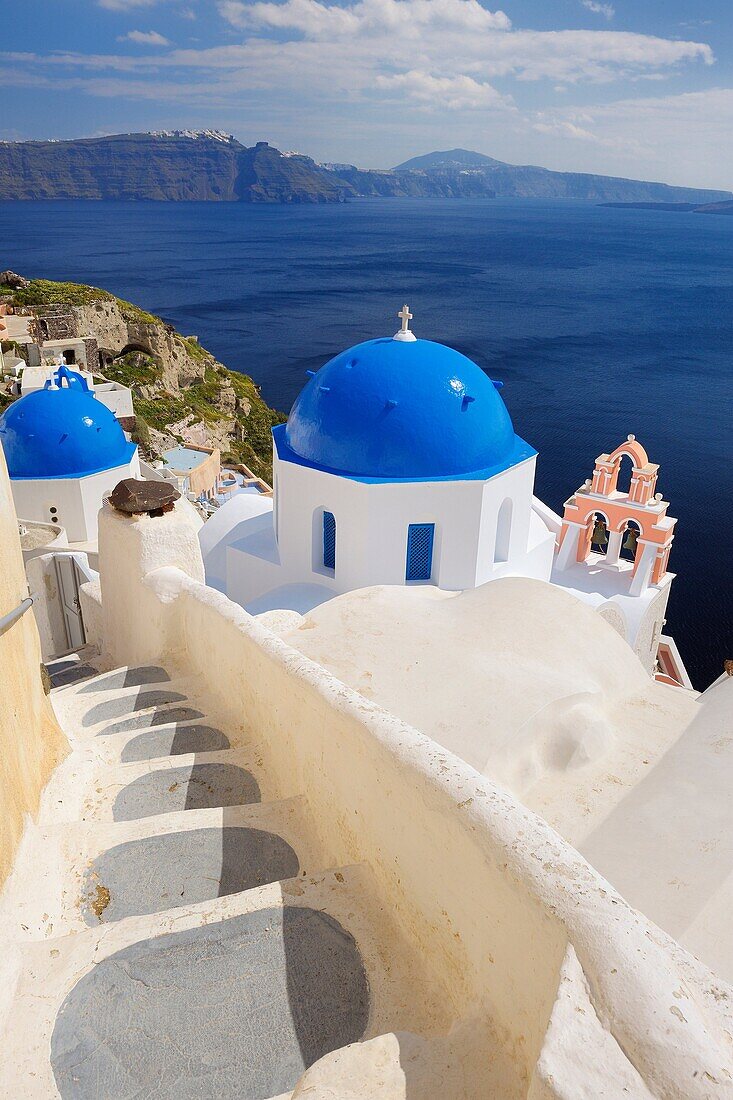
[97,497,733,1099]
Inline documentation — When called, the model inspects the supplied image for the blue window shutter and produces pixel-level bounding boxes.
[323,510,336,569]
[406,523,434,581]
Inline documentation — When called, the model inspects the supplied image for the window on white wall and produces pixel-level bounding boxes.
[273,474,279,543]
[406,523,434,581]
[323,510,336,570]
[494,498,512,563]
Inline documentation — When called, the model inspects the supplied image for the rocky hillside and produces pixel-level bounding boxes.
[0,133,730,205]
[0,134,350,203]
[0,276,285,482]
[387,148,732,203]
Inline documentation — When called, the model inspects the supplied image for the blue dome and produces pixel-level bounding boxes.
[0,368,136,480]
[284,337,522,480]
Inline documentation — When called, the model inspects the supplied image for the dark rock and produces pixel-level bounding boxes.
[0,270,30,289]
[109,478,180,517]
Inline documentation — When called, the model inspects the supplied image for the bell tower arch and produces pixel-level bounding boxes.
[553,436,682,680]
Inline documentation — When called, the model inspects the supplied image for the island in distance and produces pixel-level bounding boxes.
[0,132,730,205]
[601,200,733,215]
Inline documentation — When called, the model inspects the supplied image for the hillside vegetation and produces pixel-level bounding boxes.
[1,276,285,482]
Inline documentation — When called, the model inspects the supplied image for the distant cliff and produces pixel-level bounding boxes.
[0,276,285,481]
[385,148,733,203]
[0,134,729,205]
[601,199,733,215]
[0,134,349,203]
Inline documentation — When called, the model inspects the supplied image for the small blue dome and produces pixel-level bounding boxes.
[285,337,519,479]
[0,368,136,480]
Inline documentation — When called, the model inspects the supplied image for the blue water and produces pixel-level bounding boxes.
[3,198,732,688]
[162,446,210,472]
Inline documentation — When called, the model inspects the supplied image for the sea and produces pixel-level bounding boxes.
[2,197,731,689]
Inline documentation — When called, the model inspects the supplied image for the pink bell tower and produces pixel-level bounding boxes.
[556,435,676,592]
[552,436,689,685]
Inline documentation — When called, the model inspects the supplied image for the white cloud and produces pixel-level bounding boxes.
[529,87,733,184]
[216,0,711,86]
[118,30,171,45]
[99,0,163,10]
[581,1,614,20]
[376,70,513,110]
[533,118,604,143]
[224,0,512,35]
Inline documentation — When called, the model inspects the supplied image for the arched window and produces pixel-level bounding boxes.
[322,510,336,570]
[406,523,434,581]
[494,498,513,563]
[615,453,634,495]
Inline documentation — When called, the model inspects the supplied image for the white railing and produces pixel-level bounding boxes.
[0,593,35,637]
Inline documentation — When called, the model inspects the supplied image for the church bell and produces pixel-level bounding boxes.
[623,526,638,554]
[591,518,608,548]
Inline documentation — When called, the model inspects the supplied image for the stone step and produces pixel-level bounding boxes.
[39,747,278,826]
[45,646,100,689]
[1,797,321,943]
[79,688,191,729]
[49,666,208,742]
[75,664,171,693]
[0,864,450,1100]
[120,721,231,762]
[47,661,99,690]
[86,718,234,767]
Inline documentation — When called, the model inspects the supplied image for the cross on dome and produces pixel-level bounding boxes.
[394,303,417,343]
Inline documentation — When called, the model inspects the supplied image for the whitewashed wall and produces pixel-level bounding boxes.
[10,454,139,543]
[97,498,733,1098]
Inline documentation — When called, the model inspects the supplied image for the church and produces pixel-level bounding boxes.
[0,364,139,544]
[202,306,687,685]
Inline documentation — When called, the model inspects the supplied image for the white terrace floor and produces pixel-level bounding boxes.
[0,654,509,1099]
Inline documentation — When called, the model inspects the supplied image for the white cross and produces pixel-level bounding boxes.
[397,304,413,334]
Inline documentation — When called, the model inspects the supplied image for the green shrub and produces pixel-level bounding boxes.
[134,394,188,431]
[103,352,161,389]
[130,413,151,447]
[12,279,115,308]
[9,279,159,325]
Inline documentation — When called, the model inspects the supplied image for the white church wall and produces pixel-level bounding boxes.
[634,585,671,675]
[78,454,140,542]
[11,477,88,544]
[273,452,549,596]
[93,381,134,420]
[200,491,274,592]
[474,456,544,585]
[9,455,139,544]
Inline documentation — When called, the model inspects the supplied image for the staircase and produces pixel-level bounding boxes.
[0,655,455,1099]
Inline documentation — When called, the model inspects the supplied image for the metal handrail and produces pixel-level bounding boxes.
[0,594,36,637]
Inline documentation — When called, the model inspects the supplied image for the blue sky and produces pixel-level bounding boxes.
[4,0,733,187]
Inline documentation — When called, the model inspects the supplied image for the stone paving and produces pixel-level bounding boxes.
[51,907,370,1100]
[1,658,439,1099]
[120,723,231,762]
